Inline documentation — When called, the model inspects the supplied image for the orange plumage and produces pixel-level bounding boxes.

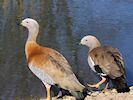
[25,41,49,67]
[21,18,87,100]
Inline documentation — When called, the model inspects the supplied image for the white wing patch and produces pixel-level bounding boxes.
[100,73,107,76]
[29,65,55,85]
[88,55,96,72]
[88,55,107,76]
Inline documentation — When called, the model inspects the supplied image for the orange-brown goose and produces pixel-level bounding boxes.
[20,18,88,100]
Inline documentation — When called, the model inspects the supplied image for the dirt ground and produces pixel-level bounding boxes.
[51,86,133,100]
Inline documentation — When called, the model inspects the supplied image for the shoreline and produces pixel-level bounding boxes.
[51,86,133,100]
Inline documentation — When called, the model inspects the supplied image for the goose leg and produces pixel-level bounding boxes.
[102,82,109,93]
[88,77,106,89]
[45,84,51,100]
[56,89,62,98]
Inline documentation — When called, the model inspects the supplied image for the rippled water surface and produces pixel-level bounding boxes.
[0,0,133,99]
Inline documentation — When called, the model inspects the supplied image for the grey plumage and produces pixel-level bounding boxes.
[80,35,130,93]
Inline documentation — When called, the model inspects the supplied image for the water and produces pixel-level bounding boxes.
[0,0,133,99]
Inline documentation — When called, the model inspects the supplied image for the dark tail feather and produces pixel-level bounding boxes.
[70,88,88,100]
[111,75,130,93]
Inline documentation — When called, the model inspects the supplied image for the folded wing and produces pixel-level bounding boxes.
[90,45,125,79]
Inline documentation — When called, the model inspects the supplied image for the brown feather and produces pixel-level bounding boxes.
[89,45,125,79]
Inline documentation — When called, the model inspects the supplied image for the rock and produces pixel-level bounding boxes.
[111,89,117,93]
[129,90,133,95]
[130,86,133,90]
[104,92,110,96]
[91,91,100,96]
[98,93,104,96]
[40,86,133,100]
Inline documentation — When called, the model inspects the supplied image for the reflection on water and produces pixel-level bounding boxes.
[0,0,133,99]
